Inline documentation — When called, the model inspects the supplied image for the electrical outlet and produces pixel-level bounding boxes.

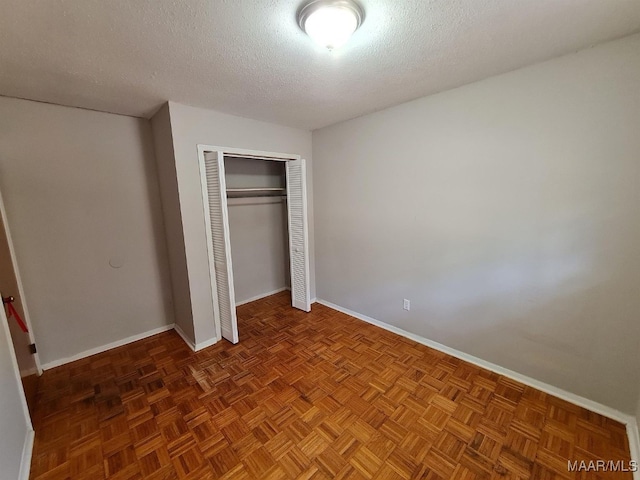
[403,299,410,311]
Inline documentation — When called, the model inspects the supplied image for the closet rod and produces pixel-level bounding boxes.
[227,187,285,193]
[227,194,286,199]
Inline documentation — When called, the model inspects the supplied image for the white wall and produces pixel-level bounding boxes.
[0,295,31,480]
[150,104,194,339]
[313,34,640,414]
[0,96,174,366]
[637,393,640,438]
[166,102,314,345]
[227,198,289,303]
[226,158,289,303]
[0,210,37,376]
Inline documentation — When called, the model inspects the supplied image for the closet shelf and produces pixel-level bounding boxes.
[226,187,286,198]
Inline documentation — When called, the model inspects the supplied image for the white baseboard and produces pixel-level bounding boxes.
[174,323,219,352]
[19,367,38,377]
[316,299,635,426]
[19,429,34,480]
[235,287,289,307]
[41,322,218,369]
[195,336,219,351]
[174,323,196,351]
[41,324,175,370]
[235,288,319,310]
[627,421,640,480]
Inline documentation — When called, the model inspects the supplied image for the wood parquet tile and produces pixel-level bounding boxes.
[29,292,632,479]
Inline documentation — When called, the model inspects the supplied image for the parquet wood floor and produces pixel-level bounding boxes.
[30,292,632,479]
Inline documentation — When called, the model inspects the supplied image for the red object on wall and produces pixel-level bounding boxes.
[6,302,28,333]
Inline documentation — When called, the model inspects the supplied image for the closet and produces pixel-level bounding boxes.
[225,157,289,309]
[198,148,311,345]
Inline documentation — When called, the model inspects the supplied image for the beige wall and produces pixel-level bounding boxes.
[637,394,640,435]
[227,197,289,303]
[166,102,314,345]
[0,96,174,366]
[0,209,37,376]
[150,104,194,339]
[313,34,640,413]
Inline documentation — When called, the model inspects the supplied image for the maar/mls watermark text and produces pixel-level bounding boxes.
[568,460,638,473]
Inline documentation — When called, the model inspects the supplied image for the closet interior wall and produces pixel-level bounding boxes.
[224,157,290,305]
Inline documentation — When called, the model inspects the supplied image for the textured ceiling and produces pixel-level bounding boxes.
[1,0,640,130]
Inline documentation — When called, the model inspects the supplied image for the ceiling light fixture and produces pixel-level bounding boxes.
[298,0,364,50]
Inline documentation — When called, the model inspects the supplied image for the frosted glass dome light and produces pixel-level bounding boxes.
[298,0,364,50]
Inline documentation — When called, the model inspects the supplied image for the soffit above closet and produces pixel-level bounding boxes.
[224,157,285,190]
[1,0,639,130]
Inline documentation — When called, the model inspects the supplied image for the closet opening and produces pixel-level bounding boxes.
[197,146,311,345]
[224,156,291,308]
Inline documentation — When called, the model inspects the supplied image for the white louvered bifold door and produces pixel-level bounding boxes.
[286,159,311,312]
[203,151,239,343]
